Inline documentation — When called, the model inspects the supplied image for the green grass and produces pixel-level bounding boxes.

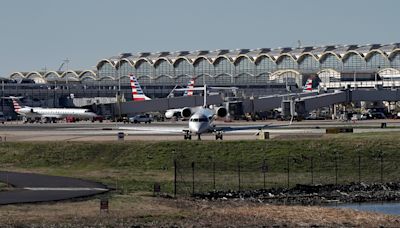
[0,132,399,194]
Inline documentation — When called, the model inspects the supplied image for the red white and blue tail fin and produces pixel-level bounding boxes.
[303,78,313,92]
[10,97,25,113]
[129,74,151,101]
[183,78,195,96]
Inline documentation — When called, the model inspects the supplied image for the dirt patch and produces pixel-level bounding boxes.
[0,195,398,227]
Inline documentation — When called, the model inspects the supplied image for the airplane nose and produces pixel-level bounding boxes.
[189,122,201,133]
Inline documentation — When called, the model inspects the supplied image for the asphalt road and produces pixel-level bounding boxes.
[0,171,109,205]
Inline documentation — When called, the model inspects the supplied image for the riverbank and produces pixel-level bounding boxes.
[194,182,400,205]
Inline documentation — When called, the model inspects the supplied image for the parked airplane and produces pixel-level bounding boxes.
[129,74,200,119]
[6,96,98,123]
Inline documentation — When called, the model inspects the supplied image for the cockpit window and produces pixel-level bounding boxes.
[190,116,208,122]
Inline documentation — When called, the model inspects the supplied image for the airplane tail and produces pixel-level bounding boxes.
[129,74,151,101]
[303,78,313,92]
[183,78,195,96]
[8,97,25,113]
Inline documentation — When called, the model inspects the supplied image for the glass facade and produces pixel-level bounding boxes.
[390,51,400,68]
[343,52,366,71]
[320,53,342,71]
[366,51,390,70]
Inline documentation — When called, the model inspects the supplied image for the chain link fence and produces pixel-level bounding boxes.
[173,152,400,196]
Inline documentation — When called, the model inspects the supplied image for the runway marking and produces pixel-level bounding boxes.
[24,187,108,191]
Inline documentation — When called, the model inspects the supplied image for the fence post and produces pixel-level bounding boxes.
[174,159,177,197]
[380,154,383,183]
[358,155,361,183]
[263,159,267,189]
[213,161,216,190]
[310,157,314,185]
[287,155,290,189]
[191,161,195,195]
[238,161,241,192]
[335,153,338,185]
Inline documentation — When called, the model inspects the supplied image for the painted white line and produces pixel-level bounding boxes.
[24,187,108,191]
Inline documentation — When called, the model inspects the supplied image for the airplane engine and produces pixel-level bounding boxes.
[216,107,228,118]
[181,107,192,118]
[164,110,175,119]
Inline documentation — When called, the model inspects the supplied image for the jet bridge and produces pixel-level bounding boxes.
[292,89,400,117]
[117,95,224,115]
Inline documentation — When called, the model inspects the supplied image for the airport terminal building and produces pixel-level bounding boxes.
[3,43,400,112]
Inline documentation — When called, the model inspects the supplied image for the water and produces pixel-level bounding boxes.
[331,202,400,216]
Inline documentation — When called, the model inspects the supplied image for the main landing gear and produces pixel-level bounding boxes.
[183,130,192,140]
[215,131,223,140]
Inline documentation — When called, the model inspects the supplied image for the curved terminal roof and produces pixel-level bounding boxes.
[8,43,400,83]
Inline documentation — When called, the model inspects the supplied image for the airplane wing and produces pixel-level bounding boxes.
[118,126,185,134]
[215,123,290,132]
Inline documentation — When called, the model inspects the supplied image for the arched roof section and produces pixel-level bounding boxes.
[80,76,97,82]
[115,58,134,69]
[154,58,173,77]
[26,71,43,78]
[153,75,174,85]
[297,52,318,63]
[214,73,233,85]
[378,68,400,76]
[99,76,115,81]
[270,69,302,87]
[96,59,115,70]
[254,54,275,64]
[319,51,341,62]
[275,53,297,64]
[270,69,301,78]
[388,49,400,60]
[235,72,257,85]
[193,56,213,65]
[60,70,80,82]
[44,71,61,79]
[213,55,233,65]
[365,49,389,61]
[153,57,173,67]
[342,50,364,62]
[172,57,193,67]
[136,75,152,85]
[78,70,97,79]
[317,68,341,83]
[10,72,26,79]
[26,71,46,83]
[10,72,26,83]
[233,55,254,65]
[134,58,153,68]
[175,74,193,85]
[60,70,79,78]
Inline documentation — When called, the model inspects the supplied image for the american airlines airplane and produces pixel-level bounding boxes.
[121,85,276,140]
[8,97,98,123]
[129,74,201,119]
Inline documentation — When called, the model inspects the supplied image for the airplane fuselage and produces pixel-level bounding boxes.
[16,107,97,119]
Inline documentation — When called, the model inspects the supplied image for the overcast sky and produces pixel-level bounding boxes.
[0,0,399,77]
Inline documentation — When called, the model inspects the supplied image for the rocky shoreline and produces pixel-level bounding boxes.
[193,182,400,205]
